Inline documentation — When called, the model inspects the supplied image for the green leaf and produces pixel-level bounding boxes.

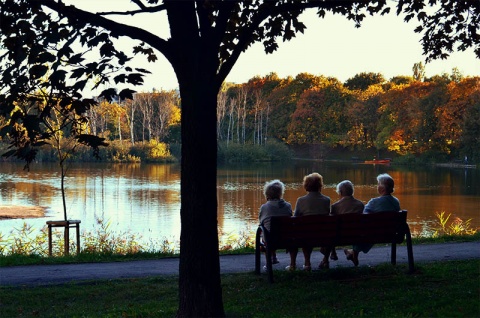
[37,51,56,63]
[99,88,117,102]
[127,73,144,85]
[114,74,127,84]
[69,53,85,64]
[29,64,48,79]
[135,68,152,74]
[70,68,86,79]
[119,88,136,100]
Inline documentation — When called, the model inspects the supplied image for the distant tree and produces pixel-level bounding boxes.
[412,61,426,81]
[345,72,385,90]
[450,67,464,83]
[425,73,452,85]
[1,1,478,316]
[267,73,326,141]
[380,81,435,154]
[460,87,480,161]
[346,84,384,149]
[288,78,352,145]
[415,82,449,153]
[389,75,415,86]
[436,77,480,155]
[245,74,281,145]
[132,90,180,142]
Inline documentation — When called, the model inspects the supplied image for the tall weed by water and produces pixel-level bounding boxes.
[218,227,255,252]
[432,211,478,236]
[0,219,147,257]
[81,218,144,255]
[2,211,477,259]
[0,218,255,257]
[0,223,48,256]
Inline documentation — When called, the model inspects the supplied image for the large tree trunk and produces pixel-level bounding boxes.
[167,4,224,316]
[177,79,224,317]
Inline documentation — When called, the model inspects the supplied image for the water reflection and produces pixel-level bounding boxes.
[0,161,478,245]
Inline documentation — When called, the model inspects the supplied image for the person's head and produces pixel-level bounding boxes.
[263,179,285,200]
[377,173,395,194]
[336,180,354,197]
[303,172,323,192]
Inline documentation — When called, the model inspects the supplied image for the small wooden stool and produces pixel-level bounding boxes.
[46,220,81,256]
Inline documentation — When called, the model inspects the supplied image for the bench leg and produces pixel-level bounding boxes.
[266,247,274,283]
[48,224,53,257]
[391,243,397,265]
[64,225,70,256]
[76,224,81,255]
[255,230,262,275]
[404,225,415,273]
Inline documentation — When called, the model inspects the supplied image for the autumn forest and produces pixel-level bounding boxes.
[75,65,478,163]
[3,67,474,164]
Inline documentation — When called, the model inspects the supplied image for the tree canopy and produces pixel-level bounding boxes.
[1,1,478,316]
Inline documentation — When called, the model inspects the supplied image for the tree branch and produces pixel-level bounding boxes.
[131,0,147,10]
[217,0,383,81]
[36,0,174,61]
[97,3,166,16]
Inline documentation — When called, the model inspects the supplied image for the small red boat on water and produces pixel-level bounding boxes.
[364,158,391,165]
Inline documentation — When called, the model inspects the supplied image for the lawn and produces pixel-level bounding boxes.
[1,260,479,317]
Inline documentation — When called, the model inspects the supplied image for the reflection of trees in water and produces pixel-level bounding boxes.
[0,162,478,241]
[0,181,57,205]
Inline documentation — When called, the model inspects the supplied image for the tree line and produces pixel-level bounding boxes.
[96,68,479,162]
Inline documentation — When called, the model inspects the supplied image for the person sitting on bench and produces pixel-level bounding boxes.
[286,172,330,271]
[344,173,401,266]
[259,179,293,266]
[328,180,364,261]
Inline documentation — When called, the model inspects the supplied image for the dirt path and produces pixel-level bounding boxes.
[0,206,47,220]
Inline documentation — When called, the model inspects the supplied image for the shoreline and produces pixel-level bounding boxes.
[0,206,47,220]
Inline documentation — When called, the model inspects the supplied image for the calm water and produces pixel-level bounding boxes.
[0,161,478,246]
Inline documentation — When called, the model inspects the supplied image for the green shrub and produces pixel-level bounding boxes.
[218,141,292,163]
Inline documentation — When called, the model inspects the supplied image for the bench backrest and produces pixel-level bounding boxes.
[264,210,408,250]
[267,214,337,249]
[336,211,407,246]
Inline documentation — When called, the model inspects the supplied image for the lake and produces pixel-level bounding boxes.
[0,161,478,248]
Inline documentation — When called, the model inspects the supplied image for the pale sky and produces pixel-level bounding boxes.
[69,1,480,92]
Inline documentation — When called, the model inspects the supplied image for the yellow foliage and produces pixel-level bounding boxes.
[433,211,478,237]
[168,105,181,126]
[149,139,171,159]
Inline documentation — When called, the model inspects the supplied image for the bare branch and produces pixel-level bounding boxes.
[97,3,166,16]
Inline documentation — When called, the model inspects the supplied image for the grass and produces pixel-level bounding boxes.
[0,260,478,317]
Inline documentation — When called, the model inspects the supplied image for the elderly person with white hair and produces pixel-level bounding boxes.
[258,179,293,266]
[344,173,401,266]
[331,180,365,215]
[325,180,365,262]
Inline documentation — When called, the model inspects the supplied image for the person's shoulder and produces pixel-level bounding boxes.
[296,194,308,201]
[366,196,381,204]
[320,193,330,201]
[354,197,365,205]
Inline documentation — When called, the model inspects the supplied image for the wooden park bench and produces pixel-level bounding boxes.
[255,210,414,283]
